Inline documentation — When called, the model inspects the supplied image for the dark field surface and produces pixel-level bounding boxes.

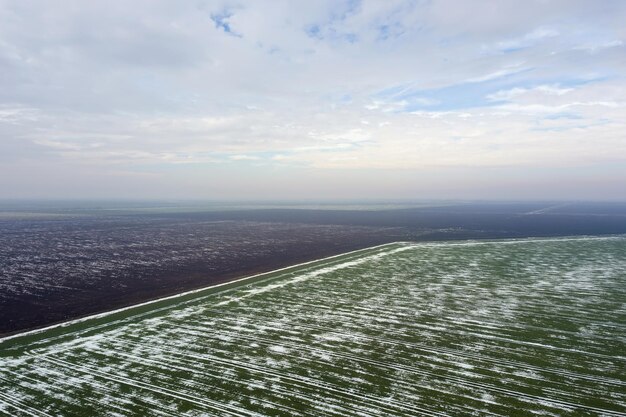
[1,200,626,336]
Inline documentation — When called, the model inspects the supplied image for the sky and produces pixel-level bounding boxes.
[0,0,625,201]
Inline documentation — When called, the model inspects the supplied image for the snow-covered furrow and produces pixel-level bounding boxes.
[183,317,626,387]
[74,347,315,417]
[107,331,505,417]
[2,363,192,417]
[257,296,624,362]
[0,390,53,417]
[86,345,419,417]
[96,328,444,412]
[149,346,449,417]
[38,355,255,417]
[159,325,622,416]
[54,345,438,417]
[252,293,620,346]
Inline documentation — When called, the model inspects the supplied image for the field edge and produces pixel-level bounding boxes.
[0,241,407,354]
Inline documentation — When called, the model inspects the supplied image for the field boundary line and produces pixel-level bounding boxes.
[3,234,623,347]
[0,241,405,346]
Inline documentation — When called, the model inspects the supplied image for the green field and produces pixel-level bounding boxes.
[1,237,625,416]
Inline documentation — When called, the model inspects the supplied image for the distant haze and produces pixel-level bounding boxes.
[0,1,625,200]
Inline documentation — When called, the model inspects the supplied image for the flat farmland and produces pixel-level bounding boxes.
[0,215,401,335]
[1,237,625,416]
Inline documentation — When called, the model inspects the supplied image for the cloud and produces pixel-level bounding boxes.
[464,64,530,83]
[229,154,260,161]
[497,100,624,115]
[493,27,560,52]
[487,84,574,101]
[574,39,623,53]
[0,0,625,198]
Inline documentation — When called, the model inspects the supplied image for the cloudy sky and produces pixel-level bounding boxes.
[1,0,625,200]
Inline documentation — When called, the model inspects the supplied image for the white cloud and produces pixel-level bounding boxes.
[464,64,529,83]
[494,27,560,51]
[497,100,624,114]
[574,39,623,52]
[1,0,625,198]
[487,84,574,101]
[229,154,260,161]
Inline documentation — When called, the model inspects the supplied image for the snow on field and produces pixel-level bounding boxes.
[1,237,626,416]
